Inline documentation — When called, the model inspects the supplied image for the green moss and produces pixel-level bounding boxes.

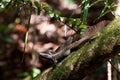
[39,18,120,80]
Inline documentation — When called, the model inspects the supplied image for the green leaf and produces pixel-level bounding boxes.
[72,18,81,28]
[82,0,90,23]
[43,4,52,13]
[34,1,41,15]
[0,0,11,10]
[59,17,66,22]
[79,24,87,29]
[49,12,54,18]
[94,0,115,22]
[54,11,61,19]
[17,72,30,77]
[78,24,87,34]
[0,34,13,43]
[32,68,41,78]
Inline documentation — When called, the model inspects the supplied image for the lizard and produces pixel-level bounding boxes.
[39,20,109,63]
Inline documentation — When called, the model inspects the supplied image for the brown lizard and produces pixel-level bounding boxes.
[39,20,109,63]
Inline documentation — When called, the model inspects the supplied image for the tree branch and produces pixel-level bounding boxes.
[38,17,120,80]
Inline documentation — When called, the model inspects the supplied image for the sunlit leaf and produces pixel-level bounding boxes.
[72,18,81,28]
[49,12,54,18]
[78,24,87,34]
[0,0,11,10]
[79,24,87,29]
[59,17,65,22]
[32,68,41,78]
[54,11,61,19]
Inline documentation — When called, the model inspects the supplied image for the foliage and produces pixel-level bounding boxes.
[0,0,10,10]
[17,67,41,80]
[0,0,116,33]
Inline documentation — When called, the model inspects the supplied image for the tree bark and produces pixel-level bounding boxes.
[38,17,120,80]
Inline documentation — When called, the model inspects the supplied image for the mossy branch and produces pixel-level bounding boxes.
[38,17,120,80]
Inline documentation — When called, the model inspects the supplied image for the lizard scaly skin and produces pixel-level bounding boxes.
[40,20,109,63]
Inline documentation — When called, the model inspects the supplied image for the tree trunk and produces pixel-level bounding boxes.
[38,17,120,80]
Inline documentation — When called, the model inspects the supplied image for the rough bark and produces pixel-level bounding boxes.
[38,17,120,80]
